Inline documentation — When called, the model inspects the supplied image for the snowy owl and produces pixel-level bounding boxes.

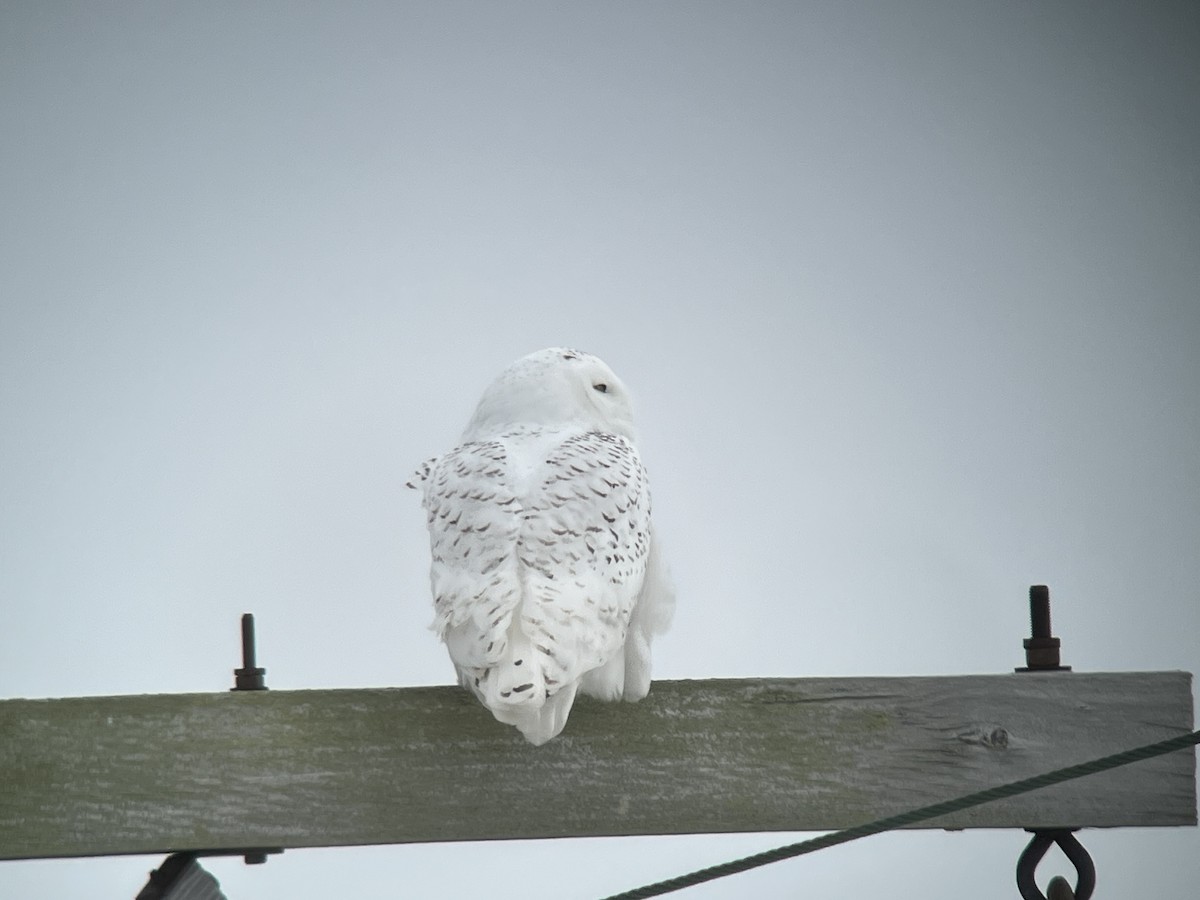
[407,348,674,745]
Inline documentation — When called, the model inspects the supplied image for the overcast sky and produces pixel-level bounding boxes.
[1,2,1198,898]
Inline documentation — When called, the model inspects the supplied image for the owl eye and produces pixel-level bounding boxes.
[592,383,608,394]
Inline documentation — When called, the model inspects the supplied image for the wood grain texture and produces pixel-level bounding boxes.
[0,673,1194,860]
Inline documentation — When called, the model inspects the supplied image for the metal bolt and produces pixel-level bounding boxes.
[232,613,268,691]
[1016,585,1071,672]
[1029,584,1052,640]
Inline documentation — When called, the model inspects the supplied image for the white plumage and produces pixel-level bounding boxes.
[408,348,674,744]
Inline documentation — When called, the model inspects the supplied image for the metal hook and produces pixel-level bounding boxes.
[1016,830,1096,900]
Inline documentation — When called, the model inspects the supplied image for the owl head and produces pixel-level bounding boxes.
[461,348,636,441]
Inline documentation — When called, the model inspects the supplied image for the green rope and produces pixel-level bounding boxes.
[600,728,1200,900]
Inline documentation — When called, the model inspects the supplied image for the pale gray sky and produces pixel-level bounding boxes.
[1,2,1197,897]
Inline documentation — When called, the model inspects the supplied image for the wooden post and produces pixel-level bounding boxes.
[0,672,1194,861]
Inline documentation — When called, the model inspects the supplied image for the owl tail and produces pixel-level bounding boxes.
[482,626,545,710]
[512,682,579,745]
[480,627,578,745]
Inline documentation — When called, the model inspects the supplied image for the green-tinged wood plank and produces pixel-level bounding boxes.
[0,673,1194,860]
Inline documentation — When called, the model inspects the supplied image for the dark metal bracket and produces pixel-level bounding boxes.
[135,849,284,900]
[1014,585,1094,900]
[136,614,281,899]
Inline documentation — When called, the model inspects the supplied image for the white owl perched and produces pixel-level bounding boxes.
[407,348,674,745]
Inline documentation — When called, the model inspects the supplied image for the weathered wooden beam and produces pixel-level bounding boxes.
[0,673,1193,861]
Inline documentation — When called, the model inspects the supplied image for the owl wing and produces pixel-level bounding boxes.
[518,430,654,702]
[411,440,525,672]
